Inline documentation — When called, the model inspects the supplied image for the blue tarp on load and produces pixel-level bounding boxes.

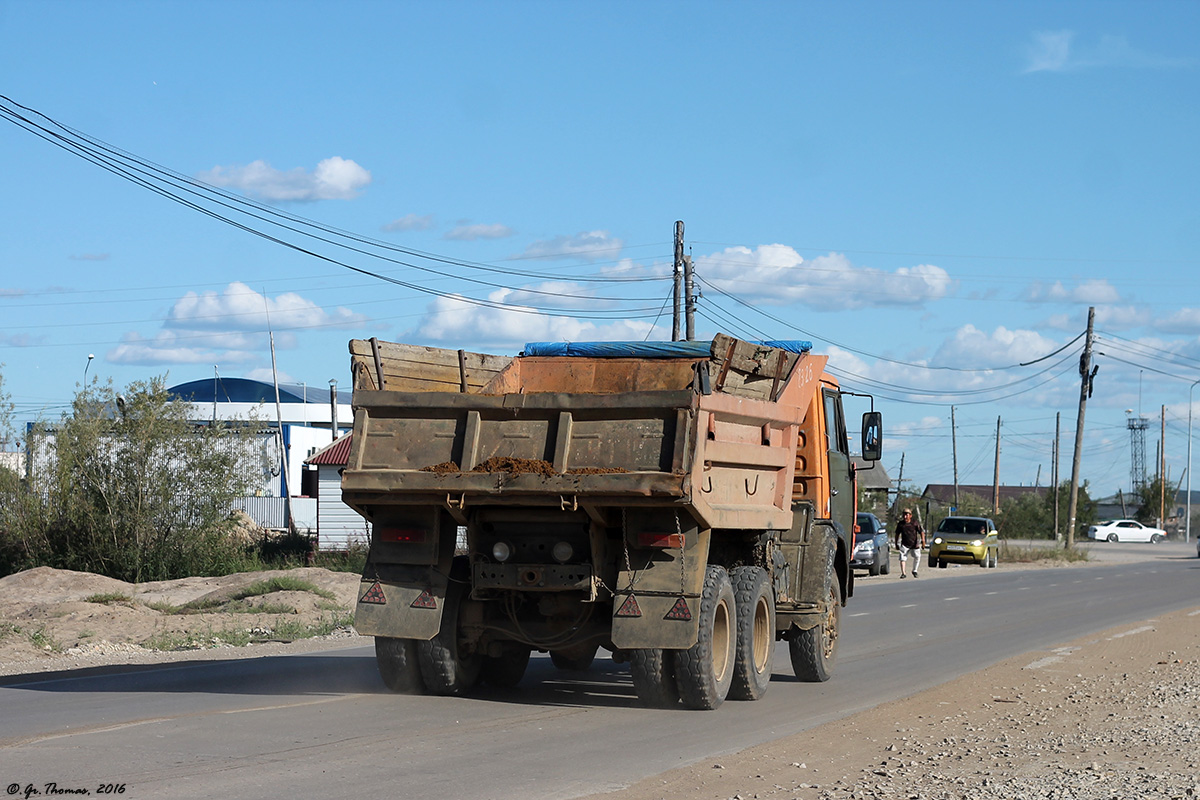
[522,339,813,358]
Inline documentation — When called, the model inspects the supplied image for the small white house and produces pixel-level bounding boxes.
[304,434,369,551]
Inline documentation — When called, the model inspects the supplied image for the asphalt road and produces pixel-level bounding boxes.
[1,542,1197,800]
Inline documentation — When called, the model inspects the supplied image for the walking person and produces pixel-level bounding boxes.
[894,508,926,579]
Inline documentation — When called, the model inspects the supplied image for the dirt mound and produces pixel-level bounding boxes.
[471,456,556,476]
[0,566,362,675]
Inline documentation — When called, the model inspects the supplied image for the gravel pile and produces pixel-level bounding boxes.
[809,648,1200,800]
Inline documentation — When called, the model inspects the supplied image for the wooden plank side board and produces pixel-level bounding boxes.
[349,339,511,393]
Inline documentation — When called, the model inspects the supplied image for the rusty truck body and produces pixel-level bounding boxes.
[342,334,882,709]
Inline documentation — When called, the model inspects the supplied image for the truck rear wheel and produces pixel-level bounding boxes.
[729,565,774,701]
[375,636,423,693]
[788,544,840,683]
[673,565,736,710]
[417,571,481,695]
[630,648,679,707]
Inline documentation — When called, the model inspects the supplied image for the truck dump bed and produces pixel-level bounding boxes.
[341,335,828,532]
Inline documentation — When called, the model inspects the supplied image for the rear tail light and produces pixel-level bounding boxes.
[378,527,427,544]
[638,532,685,549]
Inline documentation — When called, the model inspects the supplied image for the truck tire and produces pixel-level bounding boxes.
[729,565,774,701]
[673,565,737,710]
[551,644,598,671]
[417,566,481,695]
[374,636,424,693]
[788,542,839,683]
[481,645,531,688]
[630,648,679,707]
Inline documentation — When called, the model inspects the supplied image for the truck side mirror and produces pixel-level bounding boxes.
[861,411,882,461]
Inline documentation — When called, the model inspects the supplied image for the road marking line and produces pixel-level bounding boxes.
[1109,625,1155,639]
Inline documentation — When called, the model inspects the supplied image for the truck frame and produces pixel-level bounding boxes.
[343,334,882,709]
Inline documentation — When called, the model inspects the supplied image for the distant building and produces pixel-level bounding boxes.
[167,377,352,499]
[304,434,369,551]
[921,483,1049,511]
[166,377,353,536]
[852,456,891,513]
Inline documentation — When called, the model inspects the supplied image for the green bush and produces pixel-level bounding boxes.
[0,377,262,581]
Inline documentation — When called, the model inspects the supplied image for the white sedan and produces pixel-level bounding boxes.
[1087,519,1167,543]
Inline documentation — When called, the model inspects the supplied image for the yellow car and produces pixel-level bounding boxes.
[928,516,998,569]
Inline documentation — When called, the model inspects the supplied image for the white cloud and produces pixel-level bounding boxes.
[165,282,366,331]
[109,283,366,366]
[444,222,515,241]
[698,245,952,310]
[1093,305,1153,330]
[932,324,1061,369]
[1024,30,1075,73]
[520,231,623,263]
[1024,30,1194,74]
[198,156,371,201]
[1153,308,1200,335]
[244,366,297,384]
[107,330,266,366]
[414,289,660,348]
[1023,279,1121,305]
[382,214,435,232]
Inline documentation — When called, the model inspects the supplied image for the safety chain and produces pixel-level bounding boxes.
[676,510,685,595]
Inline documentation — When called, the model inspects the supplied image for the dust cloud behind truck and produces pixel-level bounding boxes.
[342,334,881,709]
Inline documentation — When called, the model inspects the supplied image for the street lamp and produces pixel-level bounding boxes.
[1188,378,1200,545]
[83,353,95,386]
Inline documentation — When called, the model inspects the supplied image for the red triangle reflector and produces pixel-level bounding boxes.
[614,594,642,618]
[359,581,387,605]
[664,597,692,621]
[410,590,438,609]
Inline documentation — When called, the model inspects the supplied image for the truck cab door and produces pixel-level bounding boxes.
[822,389,854,529]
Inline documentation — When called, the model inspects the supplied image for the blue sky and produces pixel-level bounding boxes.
[2,1,1198,499]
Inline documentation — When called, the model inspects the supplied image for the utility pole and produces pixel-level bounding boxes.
[951,406,960,511]
[672,221,684,341]
[1066,307,1097,550]
[1160,405,1167,527]
[683,252,696,341]
[1053,412,1061,541]
[992,416,1002,514]
[894,452,906,522]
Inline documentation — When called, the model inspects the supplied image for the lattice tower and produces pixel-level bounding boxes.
[1127,415,1149,492]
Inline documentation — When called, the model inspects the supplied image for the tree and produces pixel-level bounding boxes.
[998,492,1050,539]
[1,377,260,580]
[0,365,14,451]
[1044,480,1098,542]
[1133,476,1176,527]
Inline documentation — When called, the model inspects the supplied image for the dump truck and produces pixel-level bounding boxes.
[342,334,882,710]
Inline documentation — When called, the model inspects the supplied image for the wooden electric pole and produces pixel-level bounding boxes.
[992,416,1002,514]
[684,253,695,341]
[1053,411,1061,541]
[1066,307,1097,550]
[1161,405,1167,526]
[951,405,960,510]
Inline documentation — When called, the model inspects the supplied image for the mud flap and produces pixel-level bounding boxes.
[353,569,451,640]
[611,524,709,650]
